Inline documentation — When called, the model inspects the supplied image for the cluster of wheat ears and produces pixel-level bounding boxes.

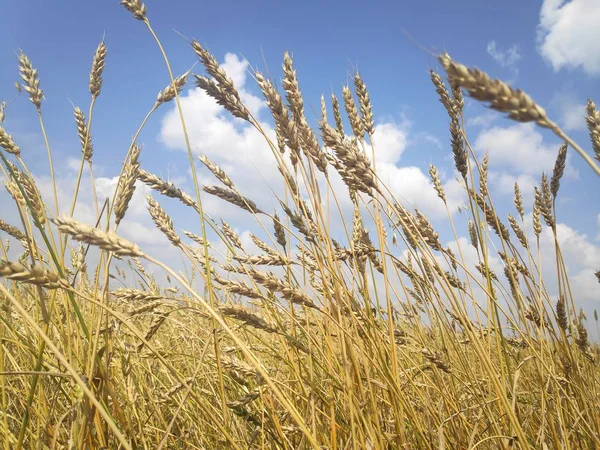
[1,1,600,449]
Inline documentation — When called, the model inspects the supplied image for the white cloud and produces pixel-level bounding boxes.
[537,0,600,76]
[488,171,537,206]
[377,164,464,219]
[552,92,587,131]
[473,123,577,177]
[160,51,462,223]
[467,111,497,128]
[486,41,522,70]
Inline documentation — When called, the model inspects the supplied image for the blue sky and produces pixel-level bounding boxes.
[0,1,599,313]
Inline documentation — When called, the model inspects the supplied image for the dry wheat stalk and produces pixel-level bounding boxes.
[129,300,164,317]
[575,322,589,354]
[279,202,316,244]
[431,68,468,179]
[472,191,510,241]
[282,52,305,123]
[0,260,66,289]
[234,254,291,267]
[445,247,458,271]
[428,164,446,203]
[221,221,244,251]
[0,219,26,242]
[556,296,568,332]
[450,114,467,179]
[18,52,43,109]
[156,71,189,106]
[439,53,550,127]
[74,106,93,162]
[219,304,277,333]
[586,99,600,162]
[331,93,344,135]
[138,312,169,351]
[255,72,301,166]
[89,41,107,98]
[430,69,455,117]
[273,212,287,249]
[52,216,143,257]
[508,215,528,249]
[213,274,263,299]
[194,75,250,121]
[320,94,327,123]
[5,181,26,210]
[475,263,498,281]
[247,267,320,310]
[532,194,542,237]
[9,165,46,226]
[297,118,329,174]
[514,182,525,219]
[227,390,260,409]
[421,348,452,373]
[192,41,239,98]
[415,210,442,251]
[505,337,527,349]
[321,123,376,195]
[479,153,489,197]
[354,71,374,135]
[539,174,554,228]
[146,195,181,246]
[551,143,567,198]
[182,230,209,247]
[137,168,197,211]
[115,143,141,225]
[120,0,146,20]
[342,85,364,139]
[468,219,478,249]
[198,154,234,188]
[0,101,5,124]
[434,265,466,291]
[202,185,263,214]
[249,234,277,255]
[0,126,20,156]
[450,79,464,113]
[279,54,328,172]
[192,41,249,120]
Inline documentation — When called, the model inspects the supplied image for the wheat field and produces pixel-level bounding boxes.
[1,1,600,449]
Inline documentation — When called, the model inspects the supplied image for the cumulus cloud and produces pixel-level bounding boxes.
[537,0,600,76]
[552,91,587,131]
[488,171,537,206]
[473,123,577,177]
[467,111,497,129]
[160,51,463,222]
[486,41,522,71]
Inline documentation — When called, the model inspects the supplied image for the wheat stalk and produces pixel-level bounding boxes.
[89,41,107,98]
[198,154,234,188]
[146,195,181,246]
[586,99,600,162]
[156,71,189,106]
[354,71,374,135]
[202,185,263,214]
[342,85,364,139]
[0,126,21,156]
[120,0,146,20]
[74,107,94,162]
[0,260,66,289]
[52,216,143,257]
[137,168,198,211]
[18,52,43,109]
[115,143,141,225]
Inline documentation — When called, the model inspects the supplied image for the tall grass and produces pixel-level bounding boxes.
[1,2,600,449]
